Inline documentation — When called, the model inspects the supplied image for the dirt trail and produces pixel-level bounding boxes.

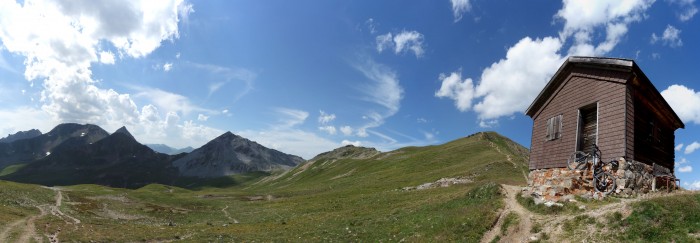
[481,183,698,242]
[17,205,47,243]
[481,184,532,243]
[221,205,239,224]
[483,133,528,182]
[0,187,80,243]
[0,219,26,242]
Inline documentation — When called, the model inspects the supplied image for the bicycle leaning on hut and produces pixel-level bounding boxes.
[567,144,618,195]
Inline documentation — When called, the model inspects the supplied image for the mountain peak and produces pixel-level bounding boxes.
[213,131,240,141]
[113,126,135,140]
[173,132,304,178]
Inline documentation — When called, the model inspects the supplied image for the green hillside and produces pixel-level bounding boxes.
[0,131,530,242]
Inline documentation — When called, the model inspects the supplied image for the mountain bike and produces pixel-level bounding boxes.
[592,158,618,195]
[567,144,601,170]
[567,144,617,194]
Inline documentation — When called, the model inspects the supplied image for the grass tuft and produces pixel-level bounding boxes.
[500,212,520,234]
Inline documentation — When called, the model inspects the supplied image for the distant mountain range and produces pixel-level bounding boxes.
[0,123,305,188]
[0,129,42,143]
[146,144,194,155]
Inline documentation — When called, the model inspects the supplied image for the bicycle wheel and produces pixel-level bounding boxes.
[567,151,588,170]
[594,171,617,195]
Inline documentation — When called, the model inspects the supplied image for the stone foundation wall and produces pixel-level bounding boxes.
[526,158,663,202]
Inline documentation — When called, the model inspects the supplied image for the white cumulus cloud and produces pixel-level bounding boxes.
[318,110,336,124]
[556,0,654,56]
[437,37,564,120]
[197,114,209,121]
[340,126,353,136]
[341,140,362,147]
[685,141,700,155]
[319,126,337,135]
[676,143,684,151]
[651,25,683,47]
[661,85,700,124]
[437,0,657,122]
[474,37,564,120]
[376,30,425,58]
[99,51,115,64]
[678,165,693,172]
[0,0,224,149]
[435,71,475,112]
[163,62,173,71]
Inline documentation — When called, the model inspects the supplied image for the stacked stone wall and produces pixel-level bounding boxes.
[526,158,664,203]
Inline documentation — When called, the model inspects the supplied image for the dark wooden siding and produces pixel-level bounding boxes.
[529,67,630,169]
[625,86,635,160]
[633,92,675,169]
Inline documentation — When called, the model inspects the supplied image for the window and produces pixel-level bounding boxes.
[648,120,662,143]
[546,114,563,141]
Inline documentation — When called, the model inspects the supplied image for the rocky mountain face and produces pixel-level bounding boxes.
[3,127,179,188]
[0,129,42,143]
[0,123,307,188]
[0,123,109,168]
[173,132,305,178]
[146,144,195,155]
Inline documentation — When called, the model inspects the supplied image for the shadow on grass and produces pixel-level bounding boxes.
[171,171,271,190]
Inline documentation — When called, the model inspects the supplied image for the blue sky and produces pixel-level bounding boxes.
[1,0,700,188]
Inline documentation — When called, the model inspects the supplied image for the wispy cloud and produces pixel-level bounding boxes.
[0,52,16,73]
[128,85,214,116]
[355,58,403,115]
[667,0,698,21]
[348,57,404,139]
[238,129,339,159]
[189,62,257,100]
[365,18,377,34]
[274,107,309,129]
[686,180,700,190]
[651,25,683,48]
[451,0,472,22]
